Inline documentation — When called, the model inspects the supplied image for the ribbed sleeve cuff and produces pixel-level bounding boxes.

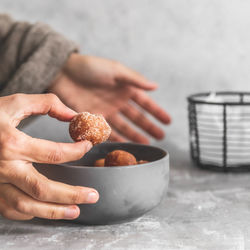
[0,23,78,96]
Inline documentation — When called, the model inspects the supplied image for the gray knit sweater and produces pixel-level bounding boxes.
[0,14,78,96]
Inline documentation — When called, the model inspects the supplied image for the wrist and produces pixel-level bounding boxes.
[47,52,79,93]
[63,52,81,75]
[46,71,64,93]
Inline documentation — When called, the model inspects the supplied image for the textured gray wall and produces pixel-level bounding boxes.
[1,0,250,148]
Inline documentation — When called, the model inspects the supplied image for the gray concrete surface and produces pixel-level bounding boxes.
[1,0,250,249]
[1,140,250,250]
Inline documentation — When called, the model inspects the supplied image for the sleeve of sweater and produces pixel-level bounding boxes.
[0,14,78,96]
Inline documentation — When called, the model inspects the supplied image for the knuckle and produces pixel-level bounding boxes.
[71,189,82,204]
[47,145,63,163]
[10,93,25,103]
[119,123,129,133]
[134,112,145,124]
[2,210,34,220]
[47,208,58,220]
[29,178,47,200]
[7,94,26,110]
[14,197,26,213]
[46,93,59,103]
[0,165,16,182]
[0,130,22,159]
[143,123,153,133]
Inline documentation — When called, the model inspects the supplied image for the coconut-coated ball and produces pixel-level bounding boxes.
[69,112,111,145]
[94,158,105,167]
[104,150,137,166]
[137,160,149,164]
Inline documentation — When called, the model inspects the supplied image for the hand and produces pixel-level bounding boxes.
[49,54,171,144]
[0,93,99,221]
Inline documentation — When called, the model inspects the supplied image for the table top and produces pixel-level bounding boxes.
[1,117,249,250]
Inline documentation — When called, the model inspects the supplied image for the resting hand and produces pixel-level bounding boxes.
[49,54,171,144]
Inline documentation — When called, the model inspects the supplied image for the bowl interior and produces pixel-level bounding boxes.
[65,142,167,167]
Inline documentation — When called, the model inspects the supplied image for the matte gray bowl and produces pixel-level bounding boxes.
[34,142,169,225]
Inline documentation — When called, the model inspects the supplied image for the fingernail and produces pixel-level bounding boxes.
[64,206,79,219]
[86,191,99,203]
[66,107,77,116]
[67,107,77,113]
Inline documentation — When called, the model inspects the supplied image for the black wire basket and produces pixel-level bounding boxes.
[188,92,250,172]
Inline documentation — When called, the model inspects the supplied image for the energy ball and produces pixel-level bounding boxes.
[105,150,137,166]
[94,158,105,167]
[137,160,149,164]
[69,112,111,145]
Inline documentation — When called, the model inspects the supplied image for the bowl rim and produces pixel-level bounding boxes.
[56,142,169,170]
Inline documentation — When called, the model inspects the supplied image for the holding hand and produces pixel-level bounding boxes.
[0,93,99,221]
[49,54,171,144]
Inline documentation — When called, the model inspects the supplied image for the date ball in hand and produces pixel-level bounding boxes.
[69,112,111,145]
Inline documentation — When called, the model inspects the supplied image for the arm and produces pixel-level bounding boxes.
[0,14,171,143]
[0,14,77,95]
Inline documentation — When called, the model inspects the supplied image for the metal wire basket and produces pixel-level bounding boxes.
[188,92,250,172]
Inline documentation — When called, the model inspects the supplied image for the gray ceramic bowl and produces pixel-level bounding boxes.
[34,142,169,225]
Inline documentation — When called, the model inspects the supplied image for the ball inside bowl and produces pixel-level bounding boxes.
[34,142,169,225]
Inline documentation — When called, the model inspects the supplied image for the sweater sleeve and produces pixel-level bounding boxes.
[0,14,78,96]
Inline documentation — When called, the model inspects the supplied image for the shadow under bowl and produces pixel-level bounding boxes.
[34,142,169,225]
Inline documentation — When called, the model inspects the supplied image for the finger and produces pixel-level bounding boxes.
[6,164,99,205]
[0,197,34,221]
[0,128,92,163]
[6,93,76,126]
[20,132,93,164]
[116,63,157,90]
[132,90,171,124]
[108,128,128,143]
[120,103,165,140]
[108,114,149,144]
[0,184,80,220]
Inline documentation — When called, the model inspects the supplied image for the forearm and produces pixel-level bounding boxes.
[0,14,78,96]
